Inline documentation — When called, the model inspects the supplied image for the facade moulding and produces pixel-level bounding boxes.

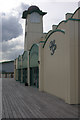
[43,29,65,48]
[56,18,80,29]
[43,18,80,48]
[71,7,80,18]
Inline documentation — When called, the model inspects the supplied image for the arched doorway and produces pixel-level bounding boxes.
[18,55,22,82]
[22,51,28,84]
[29,44,39,88]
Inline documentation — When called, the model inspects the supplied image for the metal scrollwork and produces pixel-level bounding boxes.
[49,40,57,55]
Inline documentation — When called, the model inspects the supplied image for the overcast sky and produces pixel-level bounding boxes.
[0,0,80,62]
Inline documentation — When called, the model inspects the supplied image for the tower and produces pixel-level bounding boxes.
[22,6,47,51]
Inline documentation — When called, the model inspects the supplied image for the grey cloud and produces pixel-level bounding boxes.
[0,3,29,61]
[2,48,24,61]
[78,1,80,7]
[2,16,23,41]
[2,3,29,41]
[20,3,29,11]
[15,3,29,18]
[2,13,5,16]
[2,41,16,52]
[2,37,24,61]
[2,39,23,52]
[0,18,2,42]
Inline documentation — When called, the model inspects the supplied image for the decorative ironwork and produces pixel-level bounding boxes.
[49,40,57,55]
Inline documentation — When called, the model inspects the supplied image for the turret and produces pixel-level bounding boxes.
[22,5,47,51]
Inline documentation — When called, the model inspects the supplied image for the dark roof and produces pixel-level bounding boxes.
[28,6,39,12]
[22,5,47,19]
[0,60,14,73]
[0,60,14,64]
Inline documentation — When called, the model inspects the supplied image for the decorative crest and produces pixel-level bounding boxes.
[49,40,57,55]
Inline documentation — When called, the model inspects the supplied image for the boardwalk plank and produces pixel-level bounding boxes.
[2,78,80,118]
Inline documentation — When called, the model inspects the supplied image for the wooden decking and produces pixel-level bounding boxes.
[0,79,2,120]
[2,78,79,118]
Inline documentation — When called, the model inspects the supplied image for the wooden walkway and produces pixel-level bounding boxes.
[2,78,79,119]
[0,78,2,120]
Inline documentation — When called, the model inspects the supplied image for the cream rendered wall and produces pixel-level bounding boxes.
[57,21,65,30]
[16,58,18,69]
[25,14,43,51]
[52,25,57,31]
[74,20,79,104]
[67,10,80,104]
[39,43,44,91]
[65,11,80,104]
[72,9,79,19]
[65,20,79,104]
[65,8,80,103]
[43,18,79,104]
[78,21,80,103]
[44,31,66,100]
[66,13,73,20]
[24,20,27,51]
[57,21,71,103]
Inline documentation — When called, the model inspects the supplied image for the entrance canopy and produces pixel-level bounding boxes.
[29,44,39,68]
